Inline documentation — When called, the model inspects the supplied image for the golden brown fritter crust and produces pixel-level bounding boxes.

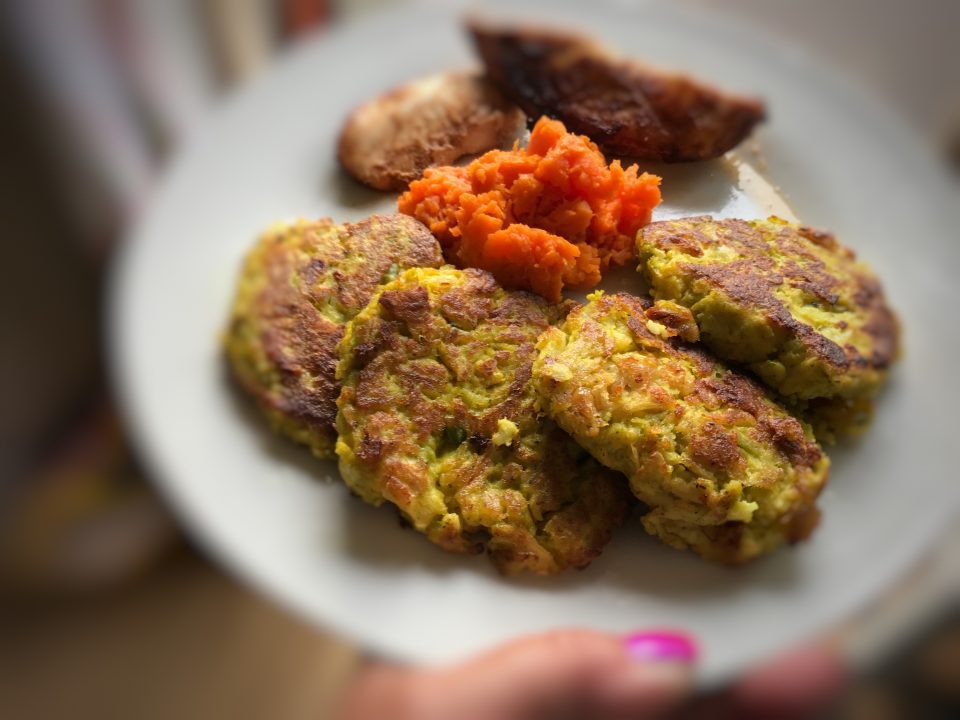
[469,22,765,162]
[336,267,633,575]
[638,216,900,405]
[224,215,443,458]
[534,292,829,564]
[338,71,525,191]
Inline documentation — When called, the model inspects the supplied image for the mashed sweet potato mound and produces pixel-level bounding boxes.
[398,117,661,301]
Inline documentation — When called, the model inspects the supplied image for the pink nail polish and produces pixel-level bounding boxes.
[624,631,698,662]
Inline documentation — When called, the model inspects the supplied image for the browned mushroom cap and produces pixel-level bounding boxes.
[469,20,766,162]
[338,71,525,191]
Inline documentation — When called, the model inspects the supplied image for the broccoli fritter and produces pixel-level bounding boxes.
[533,292,829,564]
[224,215,443,459]
[335,267,633,575]
[637,216,899,405]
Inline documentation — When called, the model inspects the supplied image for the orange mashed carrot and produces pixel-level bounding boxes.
[398,116,661,301]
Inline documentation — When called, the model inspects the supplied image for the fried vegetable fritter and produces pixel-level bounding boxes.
[224,215,443,459]
[469,21,766,162]
[335,267,633,575]
[533,292,829,564]
[637,216,899,410]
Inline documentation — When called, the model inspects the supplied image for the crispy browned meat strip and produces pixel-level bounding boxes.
[469,21,766,162]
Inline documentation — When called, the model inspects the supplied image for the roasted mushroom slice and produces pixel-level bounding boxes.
[338,71,525,191]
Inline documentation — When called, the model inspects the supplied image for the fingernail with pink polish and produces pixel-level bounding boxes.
[624,631,698,663]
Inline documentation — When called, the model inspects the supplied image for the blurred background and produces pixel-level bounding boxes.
[0,1,957,718]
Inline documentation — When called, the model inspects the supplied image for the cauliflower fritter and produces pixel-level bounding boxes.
[533,292,829,564]
[335,267,632,575]
[637,216,899,407]
[224,215,443,459]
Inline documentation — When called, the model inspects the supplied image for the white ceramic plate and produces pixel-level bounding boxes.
[111,0,960,684]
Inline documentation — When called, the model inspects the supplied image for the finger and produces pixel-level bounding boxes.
[727,643,847,719]
[411,629,697,720]
[683,643,847,720]
[334,662,418,720]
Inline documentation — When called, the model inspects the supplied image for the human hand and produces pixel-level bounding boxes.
[335,629,845,720]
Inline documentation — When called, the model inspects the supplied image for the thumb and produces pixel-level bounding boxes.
[411,629,696,720]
